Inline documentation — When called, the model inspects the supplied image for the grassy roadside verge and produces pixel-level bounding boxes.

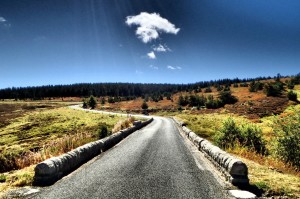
[0,105,135,193]
[175,106,300,198]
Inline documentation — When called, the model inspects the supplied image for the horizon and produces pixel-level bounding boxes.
[1,0,299,88]
[0,71,298,90]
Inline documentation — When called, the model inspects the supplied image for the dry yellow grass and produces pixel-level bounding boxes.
[0,104,134,193]
[0,165,35,195]
[240,157,300,198]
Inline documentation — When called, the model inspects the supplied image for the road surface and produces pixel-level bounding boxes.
[33,116,231,199]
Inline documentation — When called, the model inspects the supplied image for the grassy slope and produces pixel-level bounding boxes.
[0,103,131,193]
[0,107,123,153]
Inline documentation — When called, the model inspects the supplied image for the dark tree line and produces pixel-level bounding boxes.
[0,74,296,100]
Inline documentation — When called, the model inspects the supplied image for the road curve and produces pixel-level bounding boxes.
[33,117,230,199]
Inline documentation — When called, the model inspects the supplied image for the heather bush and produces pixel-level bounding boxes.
[287,91,298,102]
[272,108,300,168]
[214,118,266,154]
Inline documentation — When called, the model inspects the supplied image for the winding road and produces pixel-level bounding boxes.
[33,107,231,199]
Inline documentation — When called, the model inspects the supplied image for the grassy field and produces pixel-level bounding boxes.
[0,101,135,193]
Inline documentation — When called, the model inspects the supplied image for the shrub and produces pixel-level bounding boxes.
[101,97,106,105]
[287,81,295,89]
[216,85,223,91]
[88,95,97,109]
[0,150,18,173]
[214,118,266,154]
[98,125,108,139]
[82,101,88,109]
[218,91,238,105]
[141,101,148,110]
[223,86,231,91]
[287,91,298,102]
[205,99,222,109]
[214,118,241,149]
[291,73,300,85]
[205,95,222,109]
[240,82,248,87]
[249,81,257,92]
[263,82,284,97]
[204,87,212,93]
[272,108,300,168]
[249,81,264,92]
[239,123,267,154]
[0,174,6,182]
[178,96,189,106]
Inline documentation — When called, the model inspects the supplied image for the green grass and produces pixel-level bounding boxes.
[175,113,247,140]
[0,107,129,172]
[0,104,137,194]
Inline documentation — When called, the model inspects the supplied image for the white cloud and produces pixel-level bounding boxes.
[0,17,6,22]
[0,16,11,30]
[167,65,176,70]
[167,65,182,70]
[147,51,156,59]
[153,44,171,52]
[126,12,180,43]
[149,65,159,70]
[135,70,143,74]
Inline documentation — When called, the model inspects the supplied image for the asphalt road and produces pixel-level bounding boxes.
[33,117,230,199]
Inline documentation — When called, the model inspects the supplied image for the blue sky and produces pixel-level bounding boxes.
[0,0,299,88]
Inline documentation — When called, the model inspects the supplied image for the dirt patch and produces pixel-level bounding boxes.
[0,102,65,128]
[225,96,290,120]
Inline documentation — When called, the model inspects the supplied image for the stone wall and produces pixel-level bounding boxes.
[173,117,249,185]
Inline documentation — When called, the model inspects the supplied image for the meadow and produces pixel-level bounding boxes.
[0,101,135,192]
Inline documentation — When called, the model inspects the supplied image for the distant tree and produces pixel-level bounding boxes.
[108,97,115,103]
[141,101,148,110]
[275,73,282,82]
[178,95,189,106]
[88,95,97,109]
[288,91,298,102]
[204,87,212,93]
[165,93,172,100]
[223,86,231,91]
[205,98,222,109]
[291,73,300,85]
[101,97,106,105]
[263,82,284,97]
[287,81,295,89]
[249,81,257,92]
[195,87,202,93]
[216,84,223,91]
[82,100,88,109]
[219,91,238,105]
[249,81,264,92]
[240,82,248,87]
[256,81,264,90]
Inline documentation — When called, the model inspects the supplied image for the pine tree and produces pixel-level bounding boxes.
[88,95,97,109]
[141,101,148,110]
